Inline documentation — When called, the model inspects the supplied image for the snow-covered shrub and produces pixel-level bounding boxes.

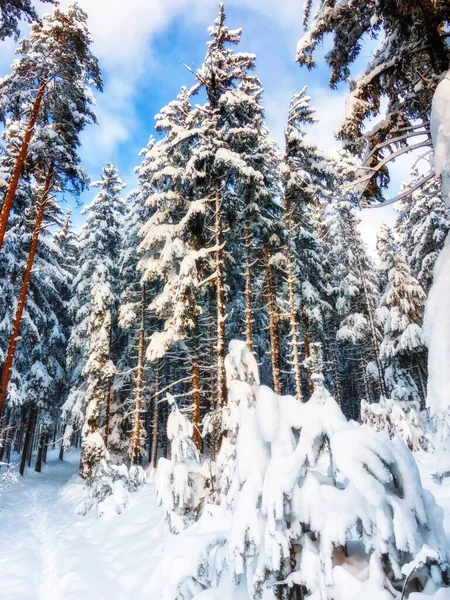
[77,459,146,518]
[156,394,205,533]
[361,397,429,451]
[162,340,449,599]
[0,462,18,491]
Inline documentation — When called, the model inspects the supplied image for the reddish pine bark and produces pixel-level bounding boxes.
[0,169,53,416]
[0,83,46,252]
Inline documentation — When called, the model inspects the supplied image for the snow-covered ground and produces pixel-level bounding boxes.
[0,450,165,600]
[1,449,450,600]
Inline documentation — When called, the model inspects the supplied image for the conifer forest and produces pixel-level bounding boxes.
[1,1,450,599]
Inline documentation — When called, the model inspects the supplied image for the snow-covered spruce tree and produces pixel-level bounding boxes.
[136,91,206,453]
[395,172,450,295]
[158,341,450,600]
[280,87,332,400]
[156,393,202,533]
[324,151,385,416]
[63,164,126,473]
[0,0,56,40]
[0,3,102,253]
[361,397,428,452]
[80,264,115,480]
[187,4,283,418]
[116,189,153,464]
[376,223,427,404]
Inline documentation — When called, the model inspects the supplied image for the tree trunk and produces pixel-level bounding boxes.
[285,196,303,401]
[244,222,253,352]
[0,83,46,253]
[130,284,146,465]
[35,431,46,473]
[0,169,53,415]
[302,317,314,397]
[215,192,227,411]
[0,408,10,464]
[103,328,113,449]
[264,245,282,394]
[42,431,48,463]
[19,406,37,476]
[27,412,37,468]
[191,316,202,450]
[150,360,160,469]
[58,437,64,461]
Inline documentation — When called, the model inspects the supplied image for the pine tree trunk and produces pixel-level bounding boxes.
[42,431,48,463]
[264,245,282,394]
[244,222,253,352]
[35,431,46,473]
[103,328,113,449]
[27,412,37,468]
[208,288,216,413]
[19,405,37,476]
[191,316,202,450]
[330,333,342,409]
[215,192,227,411]
[130,284,146,465]
[0,169,53,416]
[0,408,10,464]
[59,438,64,461]
[302,317,314,397]
[150,360,160,469]
[285,194,303,401]
[0,83,46,253]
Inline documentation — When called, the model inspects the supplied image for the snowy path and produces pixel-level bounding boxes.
[0,451,165,600]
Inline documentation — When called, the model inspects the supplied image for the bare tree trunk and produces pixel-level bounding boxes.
[244,222,253,351]
[58,433,65,461]
[0,83,46,252]
[35,431,47,473]
[20,406,37,476]
[130,284,146,464]
[42,431,48,463]
[191,316,202,450]
[302,317,314,397]
[0,408,10,464]
[285,195,303,401]
[27,413,37,468]
[215,192,227,411]
[103,327,113,449]
[264,245,282,394]
[0,169,53,415]
[150,360,160,469]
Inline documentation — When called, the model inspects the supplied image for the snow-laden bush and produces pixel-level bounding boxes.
[158,340,449,600]
[361,397,430,451]
[156,394,207,533]
[0,462,18,491]
[77,459,146,518]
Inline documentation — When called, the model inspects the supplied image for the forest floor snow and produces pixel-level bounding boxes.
[1,449,450,599]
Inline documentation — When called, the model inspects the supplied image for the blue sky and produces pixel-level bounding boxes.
[0,0,408,251]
